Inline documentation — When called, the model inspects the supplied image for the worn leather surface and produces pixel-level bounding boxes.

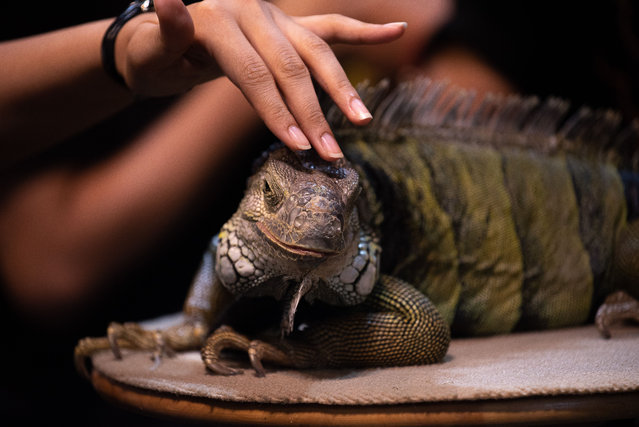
[92,320,639,405]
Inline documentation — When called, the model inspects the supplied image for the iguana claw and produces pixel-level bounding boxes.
[74,336,110,379]
[74,320,207,379]
[73,323,167,379]
[107,322,175,366]
[201,325,294,377]
[201,326,251,375]
[247,340,294,377]
[595,290,639,338]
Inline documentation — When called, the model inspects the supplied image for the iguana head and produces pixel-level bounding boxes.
[241,145,361,258]
[214,145,379,332]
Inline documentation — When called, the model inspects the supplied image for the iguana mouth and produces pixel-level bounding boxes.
[256,222,335,258]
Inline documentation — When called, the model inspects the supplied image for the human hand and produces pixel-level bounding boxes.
[116,0,406,160]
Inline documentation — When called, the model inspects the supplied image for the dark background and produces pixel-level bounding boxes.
[1,1,638,425]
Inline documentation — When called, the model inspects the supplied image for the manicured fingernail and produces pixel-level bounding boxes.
[350,97,372,122]
[385,22,408,29]
[320,133,343,159]
[288,126,311,150]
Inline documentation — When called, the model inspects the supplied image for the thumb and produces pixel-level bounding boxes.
[154,0,195,55]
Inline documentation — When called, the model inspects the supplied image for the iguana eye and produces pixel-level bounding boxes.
[262,178,282,208]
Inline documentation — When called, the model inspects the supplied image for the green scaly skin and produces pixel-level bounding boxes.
[343,136,631,334]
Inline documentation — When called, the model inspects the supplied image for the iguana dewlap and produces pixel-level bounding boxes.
[75,78,639,377]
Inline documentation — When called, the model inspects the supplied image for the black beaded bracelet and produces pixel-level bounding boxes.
[101,0,155,87]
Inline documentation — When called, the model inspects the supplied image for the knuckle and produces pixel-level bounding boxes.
[203,1,223,14]
[234,0,259,7]
[239,59,272,87]
[301,103,328,126]
[333,77,355,94]
[262,99,294,126]
[193,0,226,20]
[320,14,346,36]
[269,106,294,125]
[274,49,309,80]
[303,34,333,57]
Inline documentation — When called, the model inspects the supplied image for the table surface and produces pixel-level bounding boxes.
[92,370,639,426]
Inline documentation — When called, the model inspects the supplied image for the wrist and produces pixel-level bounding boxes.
[102,0,155,87]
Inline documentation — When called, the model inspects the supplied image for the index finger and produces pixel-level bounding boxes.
[238,3,345,160]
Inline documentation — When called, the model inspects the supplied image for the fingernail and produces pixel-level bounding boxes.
[350,97,373,122]
[385,22,408,30]
[288,126,311,150]
[320,133,343,159]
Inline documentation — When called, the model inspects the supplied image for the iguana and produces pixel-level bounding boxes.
[75,78,639,377]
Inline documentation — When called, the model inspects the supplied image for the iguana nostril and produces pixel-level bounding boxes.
[336,213,345,231]
[289,207,302,226]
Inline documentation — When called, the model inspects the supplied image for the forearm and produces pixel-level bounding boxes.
[0,78,261,314]
[0,20,134,168]
[67,77,257,258]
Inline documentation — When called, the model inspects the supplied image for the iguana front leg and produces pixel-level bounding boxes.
[74,242,233,378]
[201,274,451,375]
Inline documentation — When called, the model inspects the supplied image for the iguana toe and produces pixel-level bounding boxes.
[201,325,251,375]
[74,336,110,379]
[201,326,296,376]
[107,322,167,359]
[248,340,295,377]
[595,290,639,338]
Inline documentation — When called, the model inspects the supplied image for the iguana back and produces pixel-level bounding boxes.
[329,78,638,336]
